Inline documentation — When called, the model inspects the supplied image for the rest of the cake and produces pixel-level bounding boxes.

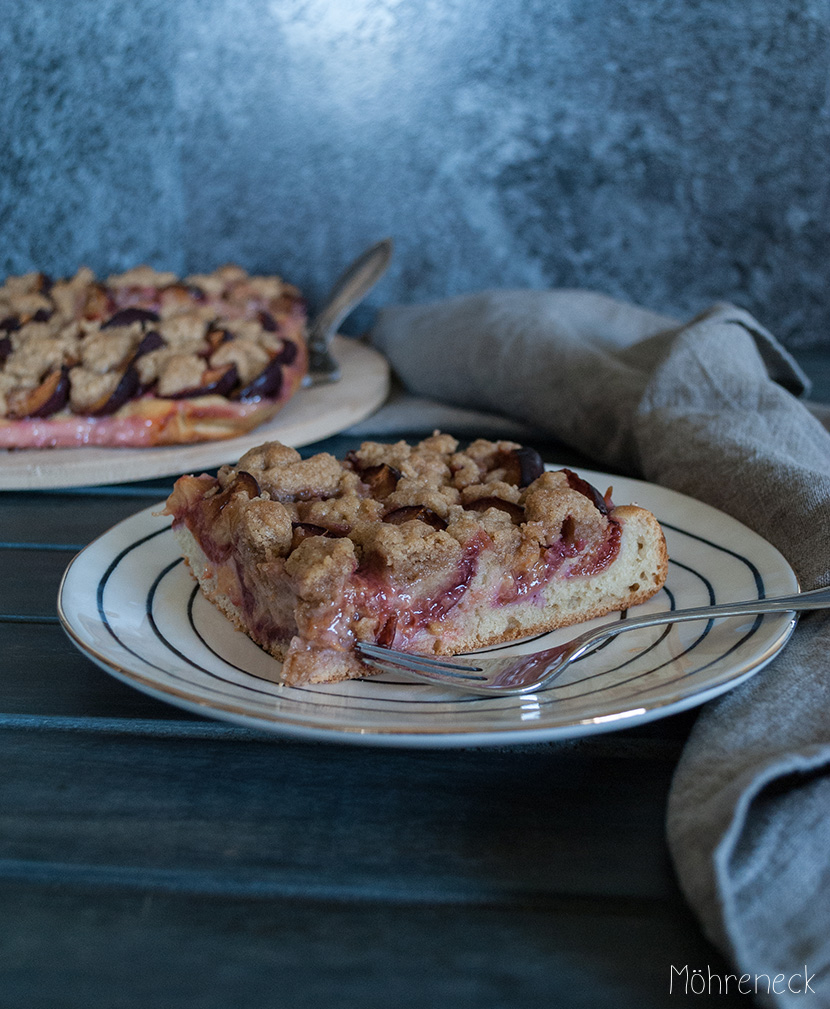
[0,264,307,447]
[164,433,668,685]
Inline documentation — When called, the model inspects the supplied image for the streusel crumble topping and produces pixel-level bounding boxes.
[166,433,669,685]
[0,264,305,423]
[203,433,614,598]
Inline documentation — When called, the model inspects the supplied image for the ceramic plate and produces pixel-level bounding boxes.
[0,337,389,490]
[58,468,799,748]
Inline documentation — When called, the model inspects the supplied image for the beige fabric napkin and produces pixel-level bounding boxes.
[366,290,830,1007]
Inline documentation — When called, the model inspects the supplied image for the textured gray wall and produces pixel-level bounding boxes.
[2,0,829,346]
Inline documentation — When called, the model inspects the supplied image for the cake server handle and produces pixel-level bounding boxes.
[305,237,394,385]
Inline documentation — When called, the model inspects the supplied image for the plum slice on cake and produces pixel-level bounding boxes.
[164,433,668,685]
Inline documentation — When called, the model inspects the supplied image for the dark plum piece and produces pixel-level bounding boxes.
[31,308,53,323]
[563,469,611,515]
[0,316,20,333]
[291,522,329,550]
[206,470,262,521]
[383,505,447,531]
[258,310,278,332]
[302,519,350,537]
[164,281,205,301]
[515,447,545,485]
[274,340,298,365]
[376,613,397,647]
[290,521,351,552]
[206,328,233,352]
[327,521,352,536]
[133,330,166,357]
[129,332,166,392]
[170,363,239,400]
[157,283,204,318]
[0,335,12,363]
[361,463,401,498]
[30,271,51,293]
[8,367,70,418]
[344,453,402,497]
[233,470,261,498]
[465,496,524,522]
[498,446,545,487]
[89,366,141,416]
[101,307,160,329]
[205,363,239,397]
[560,515,577,544]
[234,357,283,401]
[83,283,114,320]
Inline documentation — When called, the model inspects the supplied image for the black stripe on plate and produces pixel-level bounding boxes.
[660,519,765,597]
[96,528,280,706]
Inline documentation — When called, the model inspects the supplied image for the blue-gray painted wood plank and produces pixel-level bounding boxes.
[0,730,684,903]
[0,881,747,1009]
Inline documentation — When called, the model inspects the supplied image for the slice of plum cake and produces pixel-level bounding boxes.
[165,433,668,685]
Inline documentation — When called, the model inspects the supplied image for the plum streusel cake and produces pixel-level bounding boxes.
[0,264,307,448]
[165,433,669,685]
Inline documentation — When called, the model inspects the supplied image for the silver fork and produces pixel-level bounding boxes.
[355,585,830,695]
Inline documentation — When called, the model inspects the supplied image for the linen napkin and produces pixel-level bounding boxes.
[368,290,830,1007]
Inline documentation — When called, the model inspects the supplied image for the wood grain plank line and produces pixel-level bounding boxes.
[0,542,84,551]
[0,614,61,623]
[0,857,679,911]
[0,713,255,737]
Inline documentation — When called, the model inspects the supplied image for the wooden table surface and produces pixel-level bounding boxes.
[3,350,828,1008]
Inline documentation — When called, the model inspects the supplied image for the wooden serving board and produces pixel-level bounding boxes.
[0,336,390,490]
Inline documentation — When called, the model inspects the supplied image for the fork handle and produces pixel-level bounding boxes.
[586,583,830,645]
